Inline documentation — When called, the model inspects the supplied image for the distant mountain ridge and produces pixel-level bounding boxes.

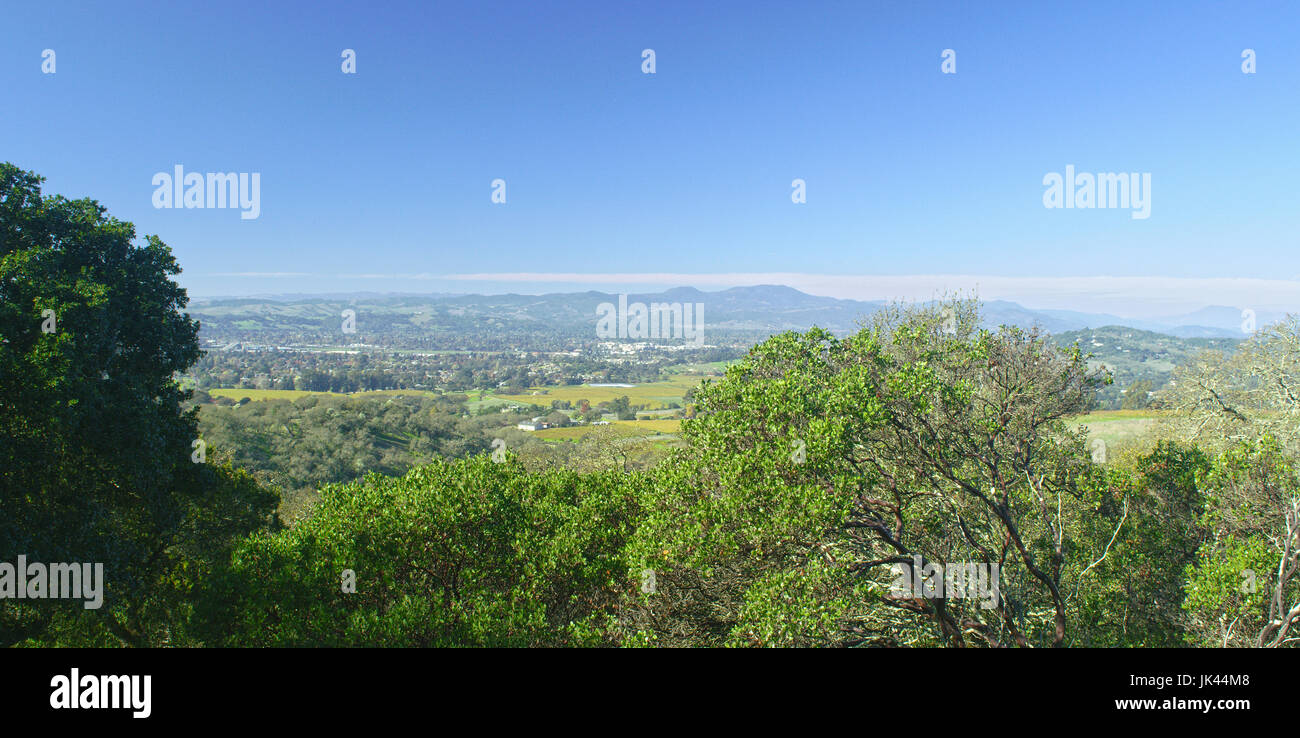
[189,285,1284,339]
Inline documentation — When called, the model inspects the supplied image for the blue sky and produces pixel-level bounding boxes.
[3,0,1298,315]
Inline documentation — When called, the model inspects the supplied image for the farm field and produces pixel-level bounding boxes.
[465,392,525,413]
[207,388,440,402]
[1070,409,1172,450]
[205,375,710,410]
[491,374,709,410]
[534,412,1169,449]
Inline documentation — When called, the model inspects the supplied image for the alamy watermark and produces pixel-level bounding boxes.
[50,668,151,718]
[596,295,704,345]
[1043,165,1150,220]
[0,555,104,609]
[1241,309,1256,334]
[890,555,1001,609]
[152,165,261,220]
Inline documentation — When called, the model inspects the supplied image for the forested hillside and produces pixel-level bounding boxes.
[1052,326,1241,409]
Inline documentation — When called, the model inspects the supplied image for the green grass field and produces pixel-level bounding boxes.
[208,368,717,409]
[1070,409,1171,450]
[465,392,525,413]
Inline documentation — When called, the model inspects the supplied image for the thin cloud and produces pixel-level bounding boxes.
[209,272,316,278]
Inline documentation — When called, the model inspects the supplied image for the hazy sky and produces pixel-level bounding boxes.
[4,1,1298,315]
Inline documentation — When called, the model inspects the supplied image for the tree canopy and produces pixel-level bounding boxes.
[1,163,277,646]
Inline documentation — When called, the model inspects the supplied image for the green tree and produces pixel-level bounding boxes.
[204,456,642,647]
[1183,437,1300,647]
[1166,316,1300,453]
[609,395,636,420]
[1067,442,1210,646]
[627,299,1111,647]
[0,163,277,646]
[1121,379,1153,410]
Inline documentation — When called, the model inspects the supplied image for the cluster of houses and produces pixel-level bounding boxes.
[516,415,612,432]
[516,416,551,432]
